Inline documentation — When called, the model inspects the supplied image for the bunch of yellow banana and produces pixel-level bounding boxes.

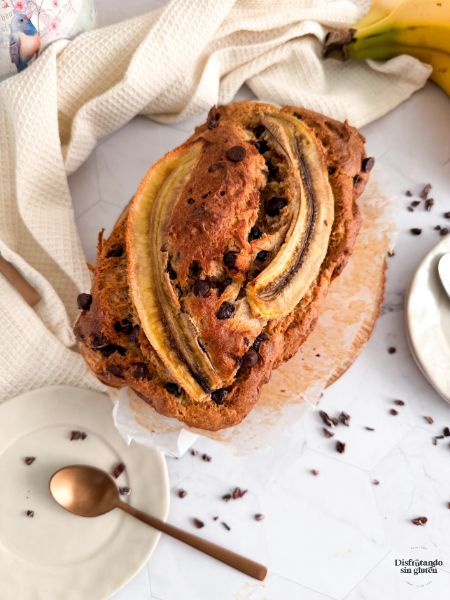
[324,0,450,95]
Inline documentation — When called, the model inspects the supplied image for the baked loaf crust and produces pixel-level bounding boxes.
[74,101,372,430]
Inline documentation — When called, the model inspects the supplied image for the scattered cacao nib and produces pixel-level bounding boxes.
[323,428,334,438]
[440,227,449,237]
[167,260,177,280]
[112,462,125,479]
[248,226,262,241]
[216,302,235,320]
[339,411,351,426]
[192,518,205,529]
[388,347,396,354]
[435,224,442,230]
[432,435,444,445]
[411,516,428,526]
[226,145,246,162]
[252,333,268,352]
[390,409,398,416]
[424,416,434,424]
[77,293,92,311]
[410,200,420,207]
[202,453,212,462]
[336,441,346,453]
[254,513,264,521]
[311,469,319,476]
[24,457,35,465]
[242,348,259,369]
[256,250,269,262]
[223,251,238,269]
[407,206,414,212]
[211,388,228,405]
[362,157,375,172]
[410,228,422,235]
[193,279,210,297]
[165,382,181,397]
[26,510,34,518]
[444,211,450,219]
[372,479,380,485]
[443,427,450,437]
[107,364,124,378]
[319,410,338,428]
[119,487,131,496]
[213,516,219,521]
[190,449,197,456]
[365,426,375,431]
[70,430,87,441]
[405,190,413,197]
[420,183,432,199]
[394,399,405,406]
[265,197,287,217]
[222,494,232,502]
[425,198,434,211]
[178,489,187,498]
[106,245,123,258]
[99,344,126,357]
[132,363,150,380]
[388,251,395,257]
[232,487,248,499]
[187,197,195,204]
[221,521,231,531]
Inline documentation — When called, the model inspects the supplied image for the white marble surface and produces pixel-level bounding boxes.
[69,2,450,598]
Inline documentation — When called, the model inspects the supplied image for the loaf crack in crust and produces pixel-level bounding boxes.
[74,101,372,431]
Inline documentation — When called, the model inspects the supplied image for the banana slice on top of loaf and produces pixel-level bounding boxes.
[74,101,373,431]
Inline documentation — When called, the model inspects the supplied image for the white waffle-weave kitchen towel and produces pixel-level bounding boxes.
[0,0,431,401]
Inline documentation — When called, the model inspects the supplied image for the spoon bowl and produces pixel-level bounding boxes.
[50,464,119,517]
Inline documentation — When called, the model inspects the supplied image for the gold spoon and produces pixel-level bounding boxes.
[49,464,267,581]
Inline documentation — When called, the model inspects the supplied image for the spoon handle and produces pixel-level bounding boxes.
[118,501,267,581]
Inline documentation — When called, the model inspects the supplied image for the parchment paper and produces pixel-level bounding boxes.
[112,180,395,456]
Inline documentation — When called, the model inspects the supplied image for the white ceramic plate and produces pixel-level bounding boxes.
[0,386,169,600]
[405,235,450,402]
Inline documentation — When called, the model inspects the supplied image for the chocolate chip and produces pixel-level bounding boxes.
[221,521,231,531]
[226,146,246,162]
[443,427,450,437]
[388,346,396,354]
[77,293,92,311]
[113,319,133,334]
[254,513,264,521]
[178,489,187,498]
[444,211,450,219]
[425,198,434,211]
[70,430,87,440]
[339,411,351,426]
[254,125,266,138]
[192,518,205,529]
[410,200,420,207]
[410,228,422,236]
[128,324,140,343]
[248,226,262,241]
[24,457,35,465]
[189,261,202,276]
[319,410,338,428]
[167,260,177,280]
[420,184,432,199]
[242,348,259,368]
[411,516,427,526]
[107,364,124,378]
[26,510,34,518]
[217,277,232,296]
[311,469,319,476]
[193,279,210,297]
[266,161,278,178]
[99,344,126,357]
[112,462,125,479]
[202,453,212,462]
[336,441,346,453]
[211,388,228,405]
[187,197,195,204]
[132,363,150,380]
[216,302,235,320]
[232,487,247,499]
[266,197,287,217]
[252,333,268,352]
[440,227,449,236]
[119,487,131,496]
[323,428,334,438]
[106,245,123,258]
[165,382,181,397]
[390,409,398,416]
[362,157,375,172]
[327,166,336,175]
[224,251,238,269]
[424,416,434,424]
[251,139,269,154]
[353,174,361,185]
[394,399,405,406]
[256,250,269,262]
